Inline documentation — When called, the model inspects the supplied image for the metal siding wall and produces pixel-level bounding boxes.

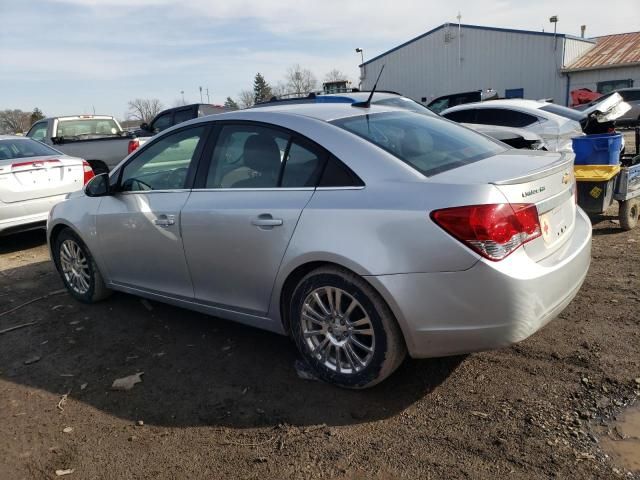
[569,66,640,91]
[362,27,569,105]
[563,38,595,67]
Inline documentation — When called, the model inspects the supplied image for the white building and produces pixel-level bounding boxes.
[359,23,622,106]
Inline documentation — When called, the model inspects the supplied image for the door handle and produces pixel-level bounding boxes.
[251,214,283,228]
[154,214,176,227]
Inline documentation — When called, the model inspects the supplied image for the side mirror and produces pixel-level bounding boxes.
[140,122,149,131]
[85,173,111,197]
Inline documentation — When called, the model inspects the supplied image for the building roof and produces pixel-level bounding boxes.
[564,31,640,72]
[361,23,593,67]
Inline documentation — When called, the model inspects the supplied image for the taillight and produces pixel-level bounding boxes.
[82,160,95,185]
[431,203,541,261]
[128,139,140,154]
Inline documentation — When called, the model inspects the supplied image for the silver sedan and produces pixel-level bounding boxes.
[47,103,592,388]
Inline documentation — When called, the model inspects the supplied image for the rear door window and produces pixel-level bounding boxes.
[475,108,538,128]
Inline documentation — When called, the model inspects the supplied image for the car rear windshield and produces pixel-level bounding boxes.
[539,104,585,122]
[331,111,505,176]
[56,118,122,138]
[0,138,60,160]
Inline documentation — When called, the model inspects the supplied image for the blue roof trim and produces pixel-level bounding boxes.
[360,23,595,66]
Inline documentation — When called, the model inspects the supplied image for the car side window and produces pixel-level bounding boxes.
[319,156,364,187]
[476,108,538,128]
[120,126,205,192]
[27,122,48,141]
[443,109,477,123]
[174,109,193,125]
[280,140,325,187]
[152,113,173,133]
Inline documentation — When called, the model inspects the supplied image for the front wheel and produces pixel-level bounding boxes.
[619,199,639,231]
[290,267,406,389]
[53,229,112,303]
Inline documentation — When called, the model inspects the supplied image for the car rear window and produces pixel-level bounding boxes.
[56,118,122,138]
[0,139,61,160]
[331,111,505,177]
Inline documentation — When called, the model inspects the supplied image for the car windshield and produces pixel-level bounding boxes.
[539,104,585,122]
[56,118,122,138]
[0,138,61,160]
[332,111,505,177]
[372,97,439,117]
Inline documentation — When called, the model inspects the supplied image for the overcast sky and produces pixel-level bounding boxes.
[1,0,639,119]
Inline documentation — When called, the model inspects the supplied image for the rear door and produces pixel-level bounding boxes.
[181,122,325,315]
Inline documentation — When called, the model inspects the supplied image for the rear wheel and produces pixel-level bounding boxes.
[53,229,111,303]
[619,199,639,231]
[289,266,406,389]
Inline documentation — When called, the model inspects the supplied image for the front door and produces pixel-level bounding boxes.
[96,125,208,298]
[181,123,326,315]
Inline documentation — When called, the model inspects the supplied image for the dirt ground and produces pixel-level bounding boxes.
[0,205,639,480]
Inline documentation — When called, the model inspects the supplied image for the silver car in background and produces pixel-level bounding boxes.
[47,104,592,388]
[0,136,94,235]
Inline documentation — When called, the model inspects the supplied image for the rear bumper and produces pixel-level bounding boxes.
[0,194,67,235]
[367,208,592,358]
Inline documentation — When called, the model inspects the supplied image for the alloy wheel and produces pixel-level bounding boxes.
[59,239,91,295]
[301,287,376,374]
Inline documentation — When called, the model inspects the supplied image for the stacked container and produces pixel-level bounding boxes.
[572,133,623,214]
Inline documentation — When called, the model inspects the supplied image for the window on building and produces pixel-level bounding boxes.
[597,79,633,94]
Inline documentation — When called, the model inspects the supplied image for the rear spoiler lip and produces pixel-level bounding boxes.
[490,152,574,185]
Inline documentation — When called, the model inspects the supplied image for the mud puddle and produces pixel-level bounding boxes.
[600,404,640,472]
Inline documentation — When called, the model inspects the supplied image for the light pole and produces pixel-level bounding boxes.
[180,90,185,104]
[355,48,364,89]
[199,86,203,103]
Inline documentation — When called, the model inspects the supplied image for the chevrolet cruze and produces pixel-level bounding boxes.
[47,103,592,388]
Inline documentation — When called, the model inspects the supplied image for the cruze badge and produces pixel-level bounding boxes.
[522,186,545,198]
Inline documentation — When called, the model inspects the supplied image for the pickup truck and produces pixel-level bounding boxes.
[134,104,226,143]
[26,115,138,174]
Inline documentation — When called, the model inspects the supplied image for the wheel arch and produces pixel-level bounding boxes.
[276,259,410,353]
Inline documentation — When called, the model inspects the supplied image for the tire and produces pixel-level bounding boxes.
[289,266,406,389]
[619,199,639,231]
[52,228,112,303]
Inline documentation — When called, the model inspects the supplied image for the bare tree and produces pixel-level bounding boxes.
[238,90,255,109]
[284,64,318,97]
[0,109,32,134]
[271,82,288,98]
[324,69,349,83]
[127,98,163,123]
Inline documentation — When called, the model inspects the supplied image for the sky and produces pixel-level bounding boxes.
[1,0,639,119]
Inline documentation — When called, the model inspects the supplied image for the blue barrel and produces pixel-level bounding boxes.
[572,133,622,165]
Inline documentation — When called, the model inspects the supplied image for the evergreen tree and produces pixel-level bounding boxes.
[253,73,273,104]
[30,107,45,125]
[224,97,239,110]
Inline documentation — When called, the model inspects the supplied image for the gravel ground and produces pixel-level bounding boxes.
[0,206,639,480]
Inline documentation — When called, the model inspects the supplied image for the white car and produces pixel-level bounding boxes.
[0,136,94,235]
[441,99,584,153]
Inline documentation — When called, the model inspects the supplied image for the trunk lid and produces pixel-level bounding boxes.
[433,149,577,261]
[0,155,85,203]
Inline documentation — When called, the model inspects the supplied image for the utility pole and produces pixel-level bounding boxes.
[199,86,203,103]
[205,88,210,103]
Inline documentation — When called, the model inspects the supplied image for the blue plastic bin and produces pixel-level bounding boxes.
[572,133,622,166]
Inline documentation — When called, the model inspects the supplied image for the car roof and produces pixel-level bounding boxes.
[447,99,547,111]
[254,91,405,107]
[201,102,408,123]
[0,135,33,140]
